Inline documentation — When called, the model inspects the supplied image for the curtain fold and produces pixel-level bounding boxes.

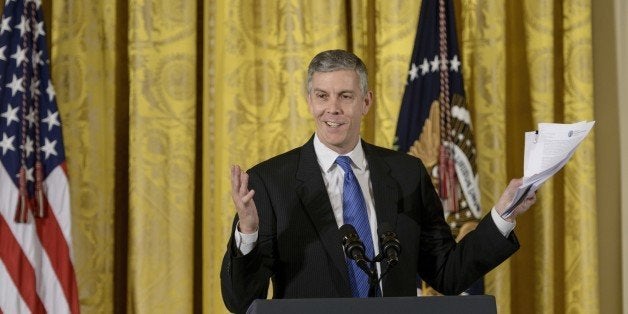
[369,1,422,147]
[458,1,513,311]
[126,1,198,312]
[45,0,598,313]
[460,1,598,313]
[561,1,598,312]
[49,2,119,313]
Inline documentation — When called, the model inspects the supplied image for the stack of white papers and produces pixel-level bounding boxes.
[501,121,595,219]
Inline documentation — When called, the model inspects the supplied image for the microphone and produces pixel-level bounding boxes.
[339,224,372,276]
[378,223,401,268]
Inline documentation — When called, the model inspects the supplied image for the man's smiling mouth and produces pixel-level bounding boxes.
[325,121,343,128]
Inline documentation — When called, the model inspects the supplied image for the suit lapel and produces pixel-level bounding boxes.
[362,141,400,295]
[363,141,399,232]
[295,137,351,295]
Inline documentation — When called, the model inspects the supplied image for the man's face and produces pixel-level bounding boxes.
[307,70,372,154]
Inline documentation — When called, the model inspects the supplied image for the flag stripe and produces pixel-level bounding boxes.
[43,165,73,249]
[36,168,79,314]
[36,216,79,314]
[0,164,72,314]
[0,214,46,313]
[0,259,31,314]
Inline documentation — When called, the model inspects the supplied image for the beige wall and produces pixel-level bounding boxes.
[592,0,627,313]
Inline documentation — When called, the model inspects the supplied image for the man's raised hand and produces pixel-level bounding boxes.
[495,178,537,223]
[231,165,259,234]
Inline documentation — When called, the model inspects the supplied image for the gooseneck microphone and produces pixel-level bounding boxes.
[378,222,401,268]
[339,224,373,277]
[339,222,401,297]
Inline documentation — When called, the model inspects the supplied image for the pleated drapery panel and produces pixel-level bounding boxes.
[460,1,597,313]
[127,1,199,313]
[49,2,119,313]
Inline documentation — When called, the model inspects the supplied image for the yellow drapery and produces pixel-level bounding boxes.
[45,0,597,313]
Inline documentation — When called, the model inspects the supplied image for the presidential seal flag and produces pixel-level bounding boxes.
[0,0,80,313]
[394,0,482,295]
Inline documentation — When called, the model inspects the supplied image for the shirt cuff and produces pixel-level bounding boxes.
[234,220,259,255]
[491,207,516,237]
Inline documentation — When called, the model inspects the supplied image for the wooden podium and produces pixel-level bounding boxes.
[246,295,497,314]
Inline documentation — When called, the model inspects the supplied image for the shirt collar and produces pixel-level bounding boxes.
[313,134,366,172]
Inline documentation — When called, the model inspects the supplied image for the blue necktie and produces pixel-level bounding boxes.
[336,156,376,298]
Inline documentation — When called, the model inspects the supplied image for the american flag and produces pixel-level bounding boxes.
[394,0,483,295]
[0,0,80,313]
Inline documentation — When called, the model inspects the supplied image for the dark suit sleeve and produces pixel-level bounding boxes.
[220,171,277,314]
[414,161,519,295]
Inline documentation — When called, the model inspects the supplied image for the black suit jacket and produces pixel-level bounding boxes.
[221,137,519,313]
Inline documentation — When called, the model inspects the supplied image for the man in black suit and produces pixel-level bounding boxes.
[221,49,536,313]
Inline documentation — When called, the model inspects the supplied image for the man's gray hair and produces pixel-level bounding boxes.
[306,49,368,95]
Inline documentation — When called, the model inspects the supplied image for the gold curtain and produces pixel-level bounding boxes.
[46,0,597,313]
[460,1,598,313]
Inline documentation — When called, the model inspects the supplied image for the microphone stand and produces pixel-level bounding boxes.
[339,223,400,298]
[368,250,400,297]
[367,263,379,297]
